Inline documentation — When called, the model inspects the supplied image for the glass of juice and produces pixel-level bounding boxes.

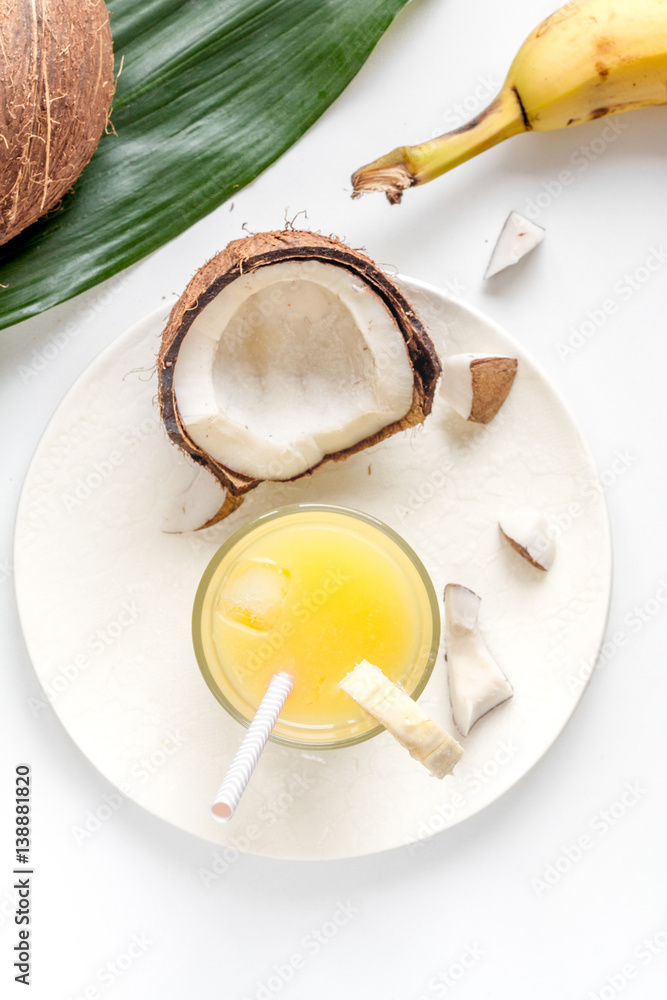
[192,503,440,749]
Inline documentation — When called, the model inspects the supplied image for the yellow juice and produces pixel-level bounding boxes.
[193,505,439,748]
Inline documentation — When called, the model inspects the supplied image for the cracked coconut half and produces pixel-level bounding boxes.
[158,231,441,524]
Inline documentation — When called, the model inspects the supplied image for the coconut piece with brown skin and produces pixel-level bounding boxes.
[499,506,556,571]
[161,451,244,534]
[0,0,115,245]
[440,353,518,424]
[157,230,441,522]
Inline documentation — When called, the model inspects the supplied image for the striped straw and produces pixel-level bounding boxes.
[210,672,294,822]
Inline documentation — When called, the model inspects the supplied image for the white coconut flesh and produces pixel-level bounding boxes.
[484,211,545,280]
[444,584,513,737]
[172,260,415,480]
[440,353,476,418]
[161,454,227,534]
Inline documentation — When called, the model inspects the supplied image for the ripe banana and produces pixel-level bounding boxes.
[352,0,667,203]
[340,660,463,777]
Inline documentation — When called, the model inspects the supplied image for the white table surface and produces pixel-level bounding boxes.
[2,1,666,997]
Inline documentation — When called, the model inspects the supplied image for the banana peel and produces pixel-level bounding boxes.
[352,0,667,202]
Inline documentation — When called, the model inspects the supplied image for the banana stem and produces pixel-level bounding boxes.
[351,88,526,204]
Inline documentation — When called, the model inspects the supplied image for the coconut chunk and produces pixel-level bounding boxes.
[158,231,441,516]
[484,211,545,279]
[161,451,242,533]
[499,506,555,571]
[340,660,463,778]
[162,464,226,534]
[440,353,517,423]
[444,585,513,737]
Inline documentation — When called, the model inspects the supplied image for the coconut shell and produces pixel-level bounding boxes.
[158,230,442,513]
[0,0,114,246]
[469,356,518,423]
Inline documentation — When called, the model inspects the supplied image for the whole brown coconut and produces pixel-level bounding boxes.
[158,230,442,526]
[0,0,114,245]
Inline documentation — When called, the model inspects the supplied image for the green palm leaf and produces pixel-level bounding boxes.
[0,0,409,331]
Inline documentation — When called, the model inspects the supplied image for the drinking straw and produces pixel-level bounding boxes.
[210,672,294,822]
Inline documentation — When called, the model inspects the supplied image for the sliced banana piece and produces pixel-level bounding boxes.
[340,660,463,778]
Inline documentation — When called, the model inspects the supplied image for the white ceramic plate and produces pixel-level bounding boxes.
[14,278,611,860]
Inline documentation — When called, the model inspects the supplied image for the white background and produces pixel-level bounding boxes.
[2,0,666,997]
